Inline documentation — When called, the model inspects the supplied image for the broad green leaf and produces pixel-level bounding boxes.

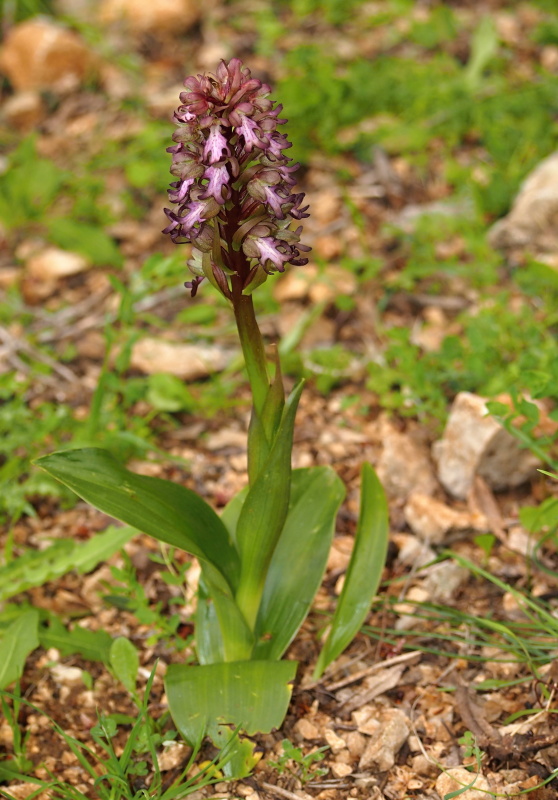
[47,218,123,267]
[314,463,389,678]
[35,448,239,593]
[196,577,225,665]
[166,659,297,774]
[253,466,345,660]
[146,373,196,413]
[39,617,113,663]
[463,16,499,92]
[200,566,254,663]
[220,487,248,547]
[0,525,135,602]
[211,727,263,779]
[247,347,285,485]
[110,637,139,694]
[73,525,136,573]
[235,381,304,627]
[0,611,39,689]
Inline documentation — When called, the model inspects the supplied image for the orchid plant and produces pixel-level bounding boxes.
[36,59,389,777]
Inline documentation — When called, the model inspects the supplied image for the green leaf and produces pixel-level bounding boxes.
[34,448,239,593]
[73,525,137,573]
[220,487,248,547]
[39,617,113,663]
[253,466,345,660]
[235,381,304,628]
[196,576,225,665]
[166,659,297,775]
[0,611,39,689]
[110,637,139,694]
[247,347,285,484]
[47,218,124,267]
[199,567,254,663]
[314,463,389,679]
[0,525,135,602]
[463,15,499,92]
[146,373,196,413]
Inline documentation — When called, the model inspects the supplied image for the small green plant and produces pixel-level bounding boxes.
[0,669,237,799]
[268,738,329,784]
[36,57,390,775]
[0,683,34,779]
[101,549,192,650]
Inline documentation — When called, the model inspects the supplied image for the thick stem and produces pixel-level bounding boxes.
[233,291,270,416]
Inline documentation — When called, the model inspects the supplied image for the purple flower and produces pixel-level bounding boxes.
[163,58,310,297]
[200,164,231,204]
[203,124,230,164]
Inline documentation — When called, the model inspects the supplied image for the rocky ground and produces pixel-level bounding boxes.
[2,1,558,798]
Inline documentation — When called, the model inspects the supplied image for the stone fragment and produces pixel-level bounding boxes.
[421,560,469,602]
[404,492,486,544]
[345,730,366,758]
[0,18,97,91]
[273,263,356,304]
[323,727,347,754]
[294,718,320,740]
[433,392,540,499]
[436,768,492,800]
[352,705,380,736]
[26,247,89,280]
[130,338,228,380]
[392,533,436,567]
[158,742,190,771]
[98,0,201,34]
[358,708,410,772]
[489,151,558,257]
[1,91,45,130]
[50,664,84,686]
[331,761,352,778]
[0,784,47,800]
[410,754,438,777]
[376,418,437,501]
[326,535,354,572]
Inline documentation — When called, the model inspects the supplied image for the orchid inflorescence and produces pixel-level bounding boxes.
[162,58,310,298]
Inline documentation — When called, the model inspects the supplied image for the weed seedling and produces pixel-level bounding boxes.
[268,739,329,784]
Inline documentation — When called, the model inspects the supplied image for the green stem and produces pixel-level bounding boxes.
[233,292,270,416]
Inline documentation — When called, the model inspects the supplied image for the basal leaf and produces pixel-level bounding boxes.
[253,466,345,660]
[47,218,123,268]
[200,565,254,663]
[35,448,239,593]
[166,659,297,775]
[0,611,39,689]
[235,381,304,627]
[39,617,113,663]
[110,637,139,694]
[220,488,248,547]
[314,463,389,678]
[0,525,136,603]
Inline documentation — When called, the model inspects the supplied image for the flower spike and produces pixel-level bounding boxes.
[163,58,310,297]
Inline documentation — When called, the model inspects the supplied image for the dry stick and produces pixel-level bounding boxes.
[35,285,182,344]
[0,325,77,383]
[325,649,423,691]
[32,285,112,338]
[261,782,312,800]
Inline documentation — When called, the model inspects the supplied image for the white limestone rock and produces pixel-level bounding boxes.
[433,392,540,499]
